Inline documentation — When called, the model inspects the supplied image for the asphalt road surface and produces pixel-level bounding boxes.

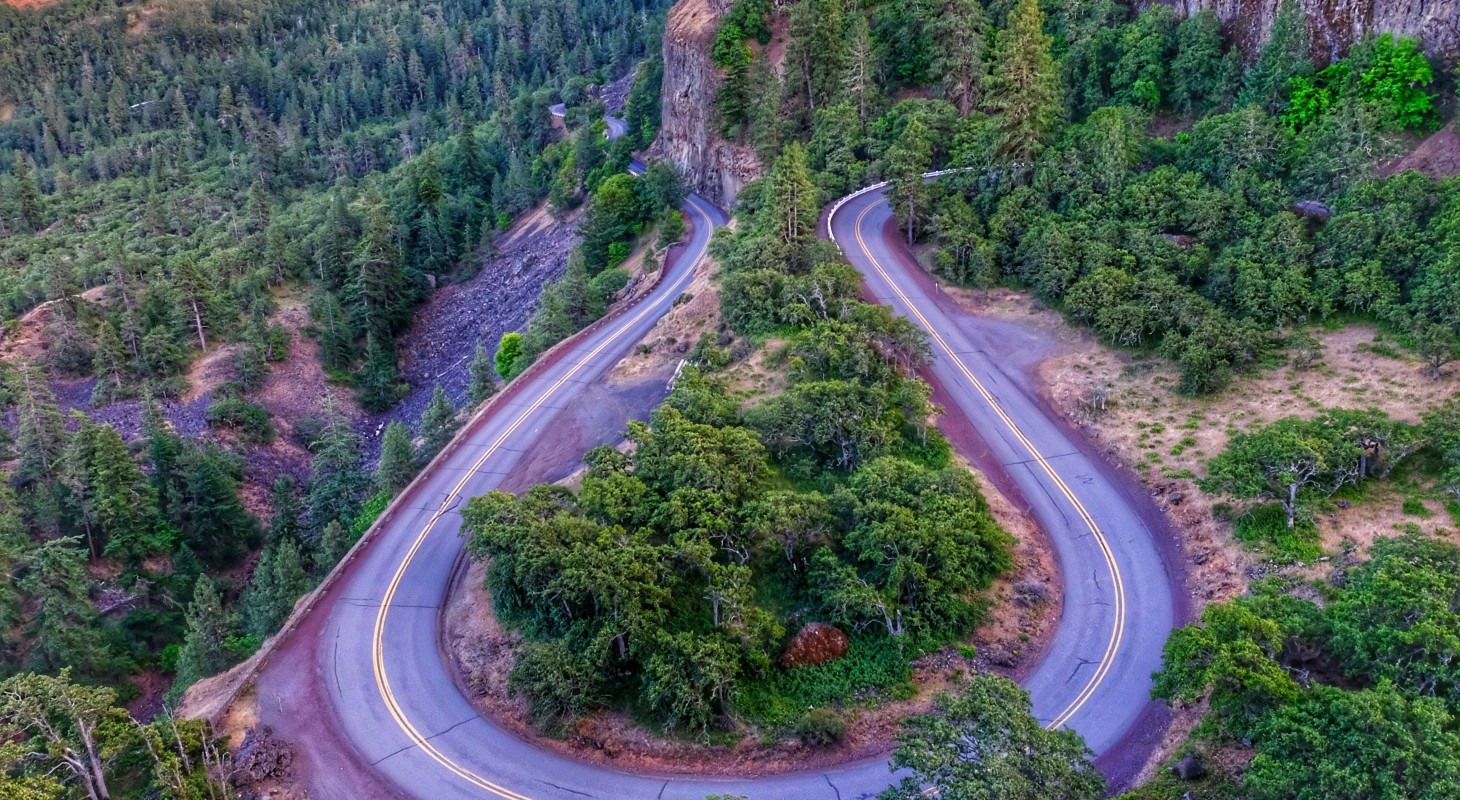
[827,183,1177,755]
[280,116,1178,799]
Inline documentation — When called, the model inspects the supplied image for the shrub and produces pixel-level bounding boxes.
[495,332,525,380]
[658,209,686,247]
[205,397,275,444]
[350,491,392,538]
[1233,502,1321,561]
[794,707,846,746]
[294,417,324,449]
[1401,496,1431,517]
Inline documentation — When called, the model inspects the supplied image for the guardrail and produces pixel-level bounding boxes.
[824,168,981,254]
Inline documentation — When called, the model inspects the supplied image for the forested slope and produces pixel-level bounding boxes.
[0,0,671,792]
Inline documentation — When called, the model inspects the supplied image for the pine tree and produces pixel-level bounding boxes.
[841,13,876,125]
[452,126,491,198]
[314,291,356,371]
[171,577,233,696]
[15,370,67,487]
[233,321,269,392]
[177,442,259,567]
[418,384,460,463]
[766,143,819,272]
[929,0,989,116]
[243,538,308,638]
[246,181,271,235]
[316,519,350,574]
[467,340,498,407]
[887,117,934,245]
[61,416,159,562]
[18,539,108,675]
[355,335,404,412]
[320,191,355,291]
[10,151,44,231]
[987,0,1062,164]
[90,322,129,403]
[174,259,212,353]
[106,77,130,134]
[0,487,27,656]
[781,0,843,133]
[308,391,367,529]
[351,204,409,341]
[376,421,416,494]
[268,475,303,543]
[144,398,185,524]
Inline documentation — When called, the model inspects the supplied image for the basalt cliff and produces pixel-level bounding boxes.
[649,0,762,208]
[1153,0,1459,63]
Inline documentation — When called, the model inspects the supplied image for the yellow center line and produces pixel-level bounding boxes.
[850,200,1126,731]
[368,197,717,799]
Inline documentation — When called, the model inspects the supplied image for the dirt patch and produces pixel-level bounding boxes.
[1,0,61,8]
[125,669,172,721]
[255,299,361,437]
[182,343,243,403]
[606,252,723,384]
[1381,119,1460,179]
[0,104,13,122]
[0,286,108,366]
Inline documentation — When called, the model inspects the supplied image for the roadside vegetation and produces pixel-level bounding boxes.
[1145,533,1460,800]
[465,145,1013,736]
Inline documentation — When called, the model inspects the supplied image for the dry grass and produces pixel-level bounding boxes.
[605,252,723,384]
[963,288,1460,609]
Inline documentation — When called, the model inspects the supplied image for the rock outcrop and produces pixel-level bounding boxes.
[650,0,762,208]
[1146,0,1459,63]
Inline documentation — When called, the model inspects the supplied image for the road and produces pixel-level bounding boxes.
[549,102,628,139]
[827,184,1179,756]
[258,109,1179,799]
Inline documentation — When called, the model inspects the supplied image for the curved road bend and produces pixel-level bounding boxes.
[266,107,1176,798]
[827,184,1179,756]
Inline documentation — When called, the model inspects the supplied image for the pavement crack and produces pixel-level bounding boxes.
[823,773,843,800]
[657,780,669,799]
[1065,657,1098,685]
[341,599,441,610]
[370,741,416,767]
[540,780,592,798]
[425,715,478,742]
[1092,567,1103,592]
[332,636,343,698]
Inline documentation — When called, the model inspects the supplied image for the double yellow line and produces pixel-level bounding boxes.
[850,201,1126,731]
[367,198,716,800]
